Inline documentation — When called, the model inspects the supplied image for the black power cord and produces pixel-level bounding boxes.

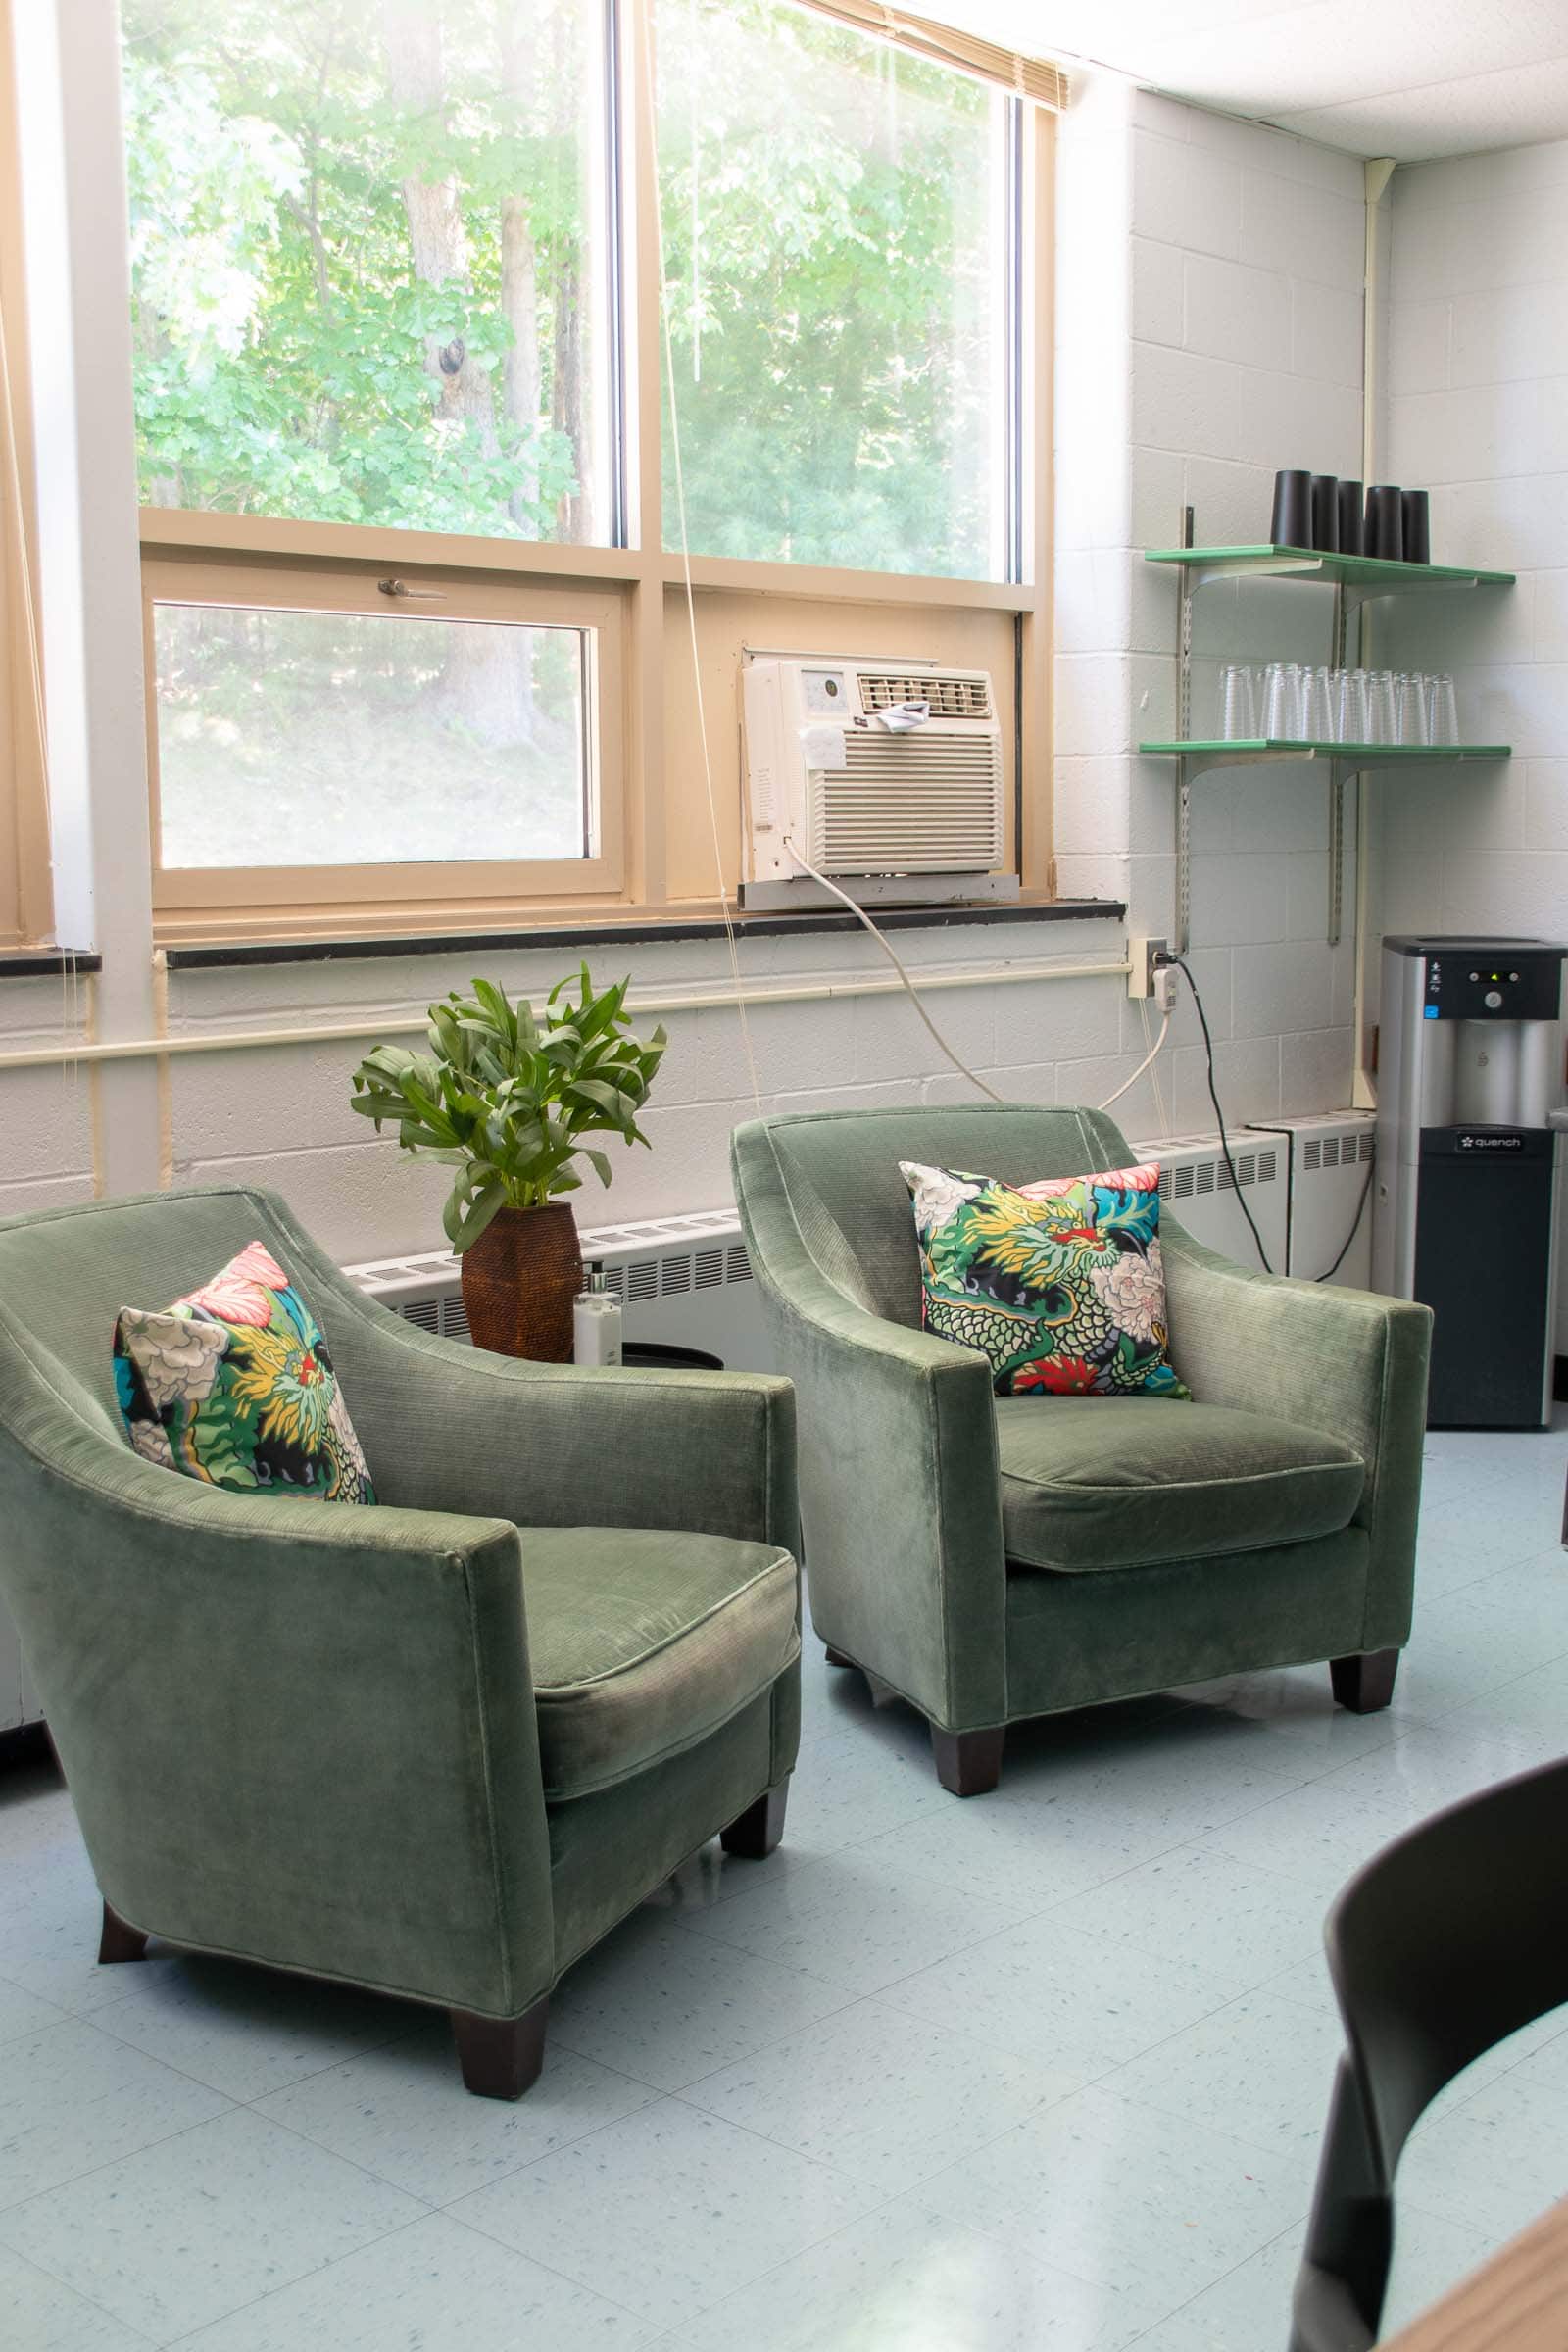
[1315,1159,1375,1283]
[1159,953,1275,1274]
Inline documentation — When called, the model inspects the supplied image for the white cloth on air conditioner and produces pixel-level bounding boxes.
[872,701,930,731]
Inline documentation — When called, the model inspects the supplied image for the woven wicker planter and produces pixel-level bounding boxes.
[460,1203,582,1362]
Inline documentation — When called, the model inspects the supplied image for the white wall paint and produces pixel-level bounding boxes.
[1381,136,1568,1348]
[1382,139,1568,941]
[1054,79,1364,1133]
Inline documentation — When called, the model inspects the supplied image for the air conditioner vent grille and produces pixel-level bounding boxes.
[858,671,991,718]
[812,735,1003,873]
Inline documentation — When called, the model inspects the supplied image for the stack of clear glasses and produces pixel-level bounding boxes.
[1215,664,1459,747]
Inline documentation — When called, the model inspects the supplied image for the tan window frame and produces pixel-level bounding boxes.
[0,0,51,951]
[134,0,1055,949]
[142,552,626,937]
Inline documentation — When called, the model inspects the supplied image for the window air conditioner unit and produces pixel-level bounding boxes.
[740,652,1018,911]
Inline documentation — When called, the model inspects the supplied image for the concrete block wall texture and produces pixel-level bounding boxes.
[0,975,97,1219]
[1054,79,1363,1134]
[1378,136,1568,1349]
[0,918,1162,1263]
[1381,136,1568,948]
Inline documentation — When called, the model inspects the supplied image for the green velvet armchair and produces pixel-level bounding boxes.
[731,1103,1430,1797]
[0,1186,800,2096]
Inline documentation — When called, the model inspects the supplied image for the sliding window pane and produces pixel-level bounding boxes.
[656,0,1009,579]
[122,0,612,544]
[152,604,591,867]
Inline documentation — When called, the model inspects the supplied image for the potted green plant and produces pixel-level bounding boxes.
[349,967,666,1361]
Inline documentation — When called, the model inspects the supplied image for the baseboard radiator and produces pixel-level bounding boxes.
[347,1208,776,1373]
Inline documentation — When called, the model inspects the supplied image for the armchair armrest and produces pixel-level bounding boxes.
[734,1146,1006,1732]
[1162,1222,1432,1647]
[0,1393,554,2021]
[255,1194,797,1553]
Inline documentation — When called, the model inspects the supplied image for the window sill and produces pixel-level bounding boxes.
[0,951,101,979]
[162,896,1124,973]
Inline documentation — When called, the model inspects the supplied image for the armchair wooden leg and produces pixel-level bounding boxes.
[451,1996,549,2100]
[98,1900,149,1964]
[1331,1649,1400,1714]
[823,1647,857,1669]
[931,1725,1004,1797]
[720,1778,790,1859]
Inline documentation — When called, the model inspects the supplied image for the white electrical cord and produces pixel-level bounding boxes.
[647,24,1168,1132]
[1138,993,1171,1135]
[782,838,1007,1100]
[1097,1004,1172,1112]
[643,14,764,1113]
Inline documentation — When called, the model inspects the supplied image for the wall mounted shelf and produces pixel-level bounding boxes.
[1145,545,1515,604]
[1139,740,1511,784]
[1149,516,1515,951]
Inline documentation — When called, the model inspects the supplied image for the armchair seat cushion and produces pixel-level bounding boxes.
[997,1396,1365,1574]
[523,1528,799,1800]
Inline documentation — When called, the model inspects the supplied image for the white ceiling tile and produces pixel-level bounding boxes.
[917,1,1568,164]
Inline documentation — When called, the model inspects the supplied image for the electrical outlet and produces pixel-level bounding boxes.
[1153,958,1178,1015]
[1127,936,1169,999]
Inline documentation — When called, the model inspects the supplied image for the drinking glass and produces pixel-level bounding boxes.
[1303,665,1335,743]
[1367,669,1398,745]
[1427,673,1459,744]
[1218,663,1256,741]
[1261,662,1291,739]
[1335,667,1369,745]
[1396,671,1430,747]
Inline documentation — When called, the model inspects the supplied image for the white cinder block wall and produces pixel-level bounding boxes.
[1055,79,1365,1135]
[1380,136,1568,1347]
[158,920,1128,1265]
[1381,139,1568,939]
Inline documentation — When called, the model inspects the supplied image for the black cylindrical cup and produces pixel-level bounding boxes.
[1337,479,1364,556]
[1365,485,1403,561]
[1310,474,1340,553]
[1401,488,1431,564]
[1270,468,1313,549]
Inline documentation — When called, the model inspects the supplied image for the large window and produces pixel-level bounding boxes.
[656,0,1010,578]
[122,0,612,545]
[120,0,1055,942]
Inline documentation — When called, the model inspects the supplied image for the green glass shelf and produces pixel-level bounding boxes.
[1141,740,1510,760]
[1144,544,1514,592]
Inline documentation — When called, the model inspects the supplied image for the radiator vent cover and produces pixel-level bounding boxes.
[344,1210,769,1369]
[1157,1147,1276,1200]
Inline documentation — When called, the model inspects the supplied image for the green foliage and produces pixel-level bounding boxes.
[348,967,667,1250]
[122,0,589,538]
[657,0,1003,578]
[122,0,1004,578]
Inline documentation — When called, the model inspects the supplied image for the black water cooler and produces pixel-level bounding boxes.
[1373,936,1566,1429]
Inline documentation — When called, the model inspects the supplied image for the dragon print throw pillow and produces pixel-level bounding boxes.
[901,1160,1190,1399]
[114,1240,377,1501]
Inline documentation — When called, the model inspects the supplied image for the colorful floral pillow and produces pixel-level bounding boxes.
[901,1159,1190,1399]
[113,1241,376,1502]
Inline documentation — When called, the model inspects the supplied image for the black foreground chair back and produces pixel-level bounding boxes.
[1290,1755,1568,2351]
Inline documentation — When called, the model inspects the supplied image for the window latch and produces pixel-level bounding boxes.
[376,578,446,600]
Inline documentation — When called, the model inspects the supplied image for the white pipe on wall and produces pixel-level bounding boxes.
[0,955,1134,1074]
